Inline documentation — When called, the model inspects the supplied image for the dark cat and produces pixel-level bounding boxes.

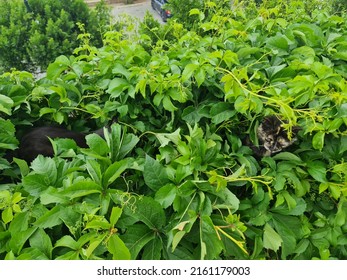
[17,126,106,163]
[252,115,300,157]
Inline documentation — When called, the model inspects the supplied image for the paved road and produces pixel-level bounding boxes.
[111,0,163,23]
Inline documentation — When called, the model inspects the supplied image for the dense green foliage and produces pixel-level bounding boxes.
[165,0,205,30]
[0,0,347,260]
[332,0,347,14]
[167,0,347,25]
[0,0,111,73]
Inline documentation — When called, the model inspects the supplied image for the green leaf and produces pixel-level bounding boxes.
[34,205,64,228]
[110,207,122,226]
[272,215,298,259]
[29,228,53,259]
[142,238,162,260]
[107,78,130,98]
[31,156,57,186]
[172,230,187,252]
[272,197,307,216]
[8,212,30,234]
[181,106,207,124]
[112,63,131,79]
[294,239,310,255]
[55,55,71,66]
[85,218,110,230]
[319,182,329,194]
[54,250,80,260]
[266,34,289,54]
[270,66,296,82]
[39,107,56,117]
[108,234,131,260]
[135,79,147,98]
[12,192,24,204]
[2,207,13,224]
[9,228,37,255]
[234,95,249,114]
[154,128,181,147]
[143,155,170,191]
[0,119,18,150]
[195,67,206,87]
[76,232,98,250]
[223,50,239,68]
[40,187,69,205]
[60,206,83,232]
[86,133,109,156]
[121,224,155,259]
[312,131,325,150]
[306,161,327,183]
[22,174,50,197]
[329,184,341,200]
[117,134,139,160]
[263,223,283,252]
[282,190,297,209]
[237,46,260,59]
[213,188,240,212]
[61,181,102,199]
[168,87,187,103]
[162,96,178,111]
[200,216,224,260]
[201,196,218,220]
[85,159,102,185]
[103,158,131,187]
[53,111,65,124]
[250,236,263,259]
[13,158,29,177]
[189,8,200,16]
[55,235,78,250]
[182,63,199,83]
[46,58,69,79]
[85,235,106,259]
[272,152,303,163]
[54,138,79,157]
[0,190,12,208]
[155,184,177,208]
[335,201,347,227]
[132,196,166,229]
[210,102,235,124]
[17,248,50,260]
[105,124,139,161]
[0,94,14,115]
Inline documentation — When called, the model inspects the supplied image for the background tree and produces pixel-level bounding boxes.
[166,0,205,30]
[0,0,31,72]
[0,0,111,73]
[332,0,347,14]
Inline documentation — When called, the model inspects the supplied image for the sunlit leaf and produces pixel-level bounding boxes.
[263,223,283,252]
[108,234,131,260]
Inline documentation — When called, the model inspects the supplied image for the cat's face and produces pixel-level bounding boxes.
[257,116,299,155]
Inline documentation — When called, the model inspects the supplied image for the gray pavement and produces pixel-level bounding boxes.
[111,0,163,23]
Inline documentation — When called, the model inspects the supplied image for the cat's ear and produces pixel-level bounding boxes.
[260,115,277,130]
[271,115,283,126]
[263,115,279,124]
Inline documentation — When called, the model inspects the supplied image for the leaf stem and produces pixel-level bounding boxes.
[214,226,249,255]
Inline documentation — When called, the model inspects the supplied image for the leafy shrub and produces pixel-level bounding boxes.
[332,0,347,14]
[165,0,204,28]
[0,0,111,73]
[139,11,186,51]
[0,1,347,260]
[166,0,232,30]
[0,1,31,72]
